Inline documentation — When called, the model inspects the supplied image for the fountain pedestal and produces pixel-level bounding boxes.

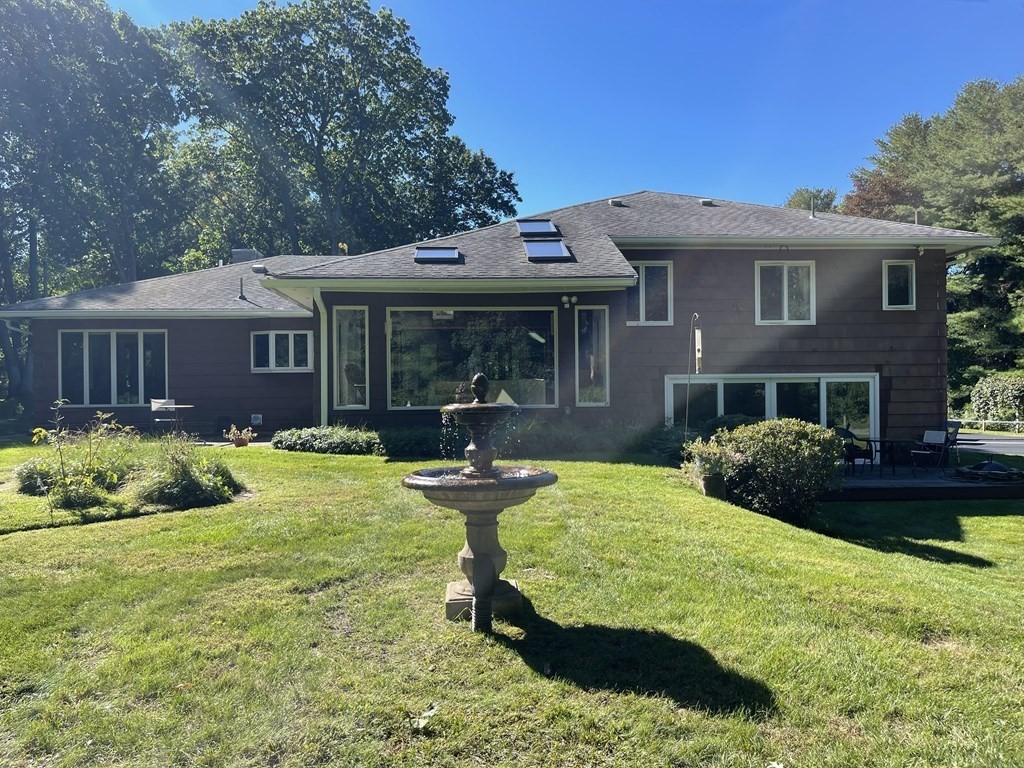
[402,373,558,627]
[407,471,556,619]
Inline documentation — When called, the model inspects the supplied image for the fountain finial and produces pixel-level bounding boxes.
[470,373,489,403]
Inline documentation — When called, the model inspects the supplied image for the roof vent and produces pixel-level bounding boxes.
[608,198,626,207]
[699,199,716,207]
[231,248,265,263]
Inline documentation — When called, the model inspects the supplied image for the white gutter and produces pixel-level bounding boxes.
[313,287,329,427]
[261,276,636,294]
[611,236,1001,254]
[0,309,312,319]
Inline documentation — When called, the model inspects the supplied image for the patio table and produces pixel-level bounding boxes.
[868,437,913,476]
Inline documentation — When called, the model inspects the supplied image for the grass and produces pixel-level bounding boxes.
[0,444,1022,766]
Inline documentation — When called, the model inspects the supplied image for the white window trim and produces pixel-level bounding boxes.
[333,306,369,410]
[882,260,917,311]
[755,260,816,326]
[58,329,168,407]
[575,305,610,407]
[626,261,674,326]
[251,330,314,373]
[385,306,559,411]
[663,372,879,439]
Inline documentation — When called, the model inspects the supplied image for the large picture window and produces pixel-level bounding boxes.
[251,331,313,372]
[388,308,556,408]
[883,260,916,310]
[335,307,368,408]
[59,330,166,406]
[576,306,609,406]
[756,261,815,325]
[626,262,672,325]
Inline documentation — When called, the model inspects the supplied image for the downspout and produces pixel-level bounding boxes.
[313,288,329,426]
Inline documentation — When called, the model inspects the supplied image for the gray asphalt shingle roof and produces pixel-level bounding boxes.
[0,191,998,314]
[0,255,319,315]
[273,191,996,282]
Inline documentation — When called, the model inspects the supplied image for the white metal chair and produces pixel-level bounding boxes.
[151,398,182,431]
[910,430,949,475]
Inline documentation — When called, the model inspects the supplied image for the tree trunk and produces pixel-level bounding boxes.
[0,324,24,397]
[28,214,39,299]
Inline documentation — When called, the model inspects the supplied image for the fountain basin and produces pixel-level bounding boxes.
[402,465,557,510]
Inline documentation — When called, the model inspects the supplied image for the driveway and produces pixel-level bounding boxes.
[961,434,1024,457]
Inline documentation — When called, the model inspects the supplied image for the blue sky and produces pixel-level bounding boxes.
[119,0,1024,217]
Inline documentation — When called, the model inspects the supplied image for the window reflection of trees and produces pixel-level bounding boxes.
[390,310,554,407]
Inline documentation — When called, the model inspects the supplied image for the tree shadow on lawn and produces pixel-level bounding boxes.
[496,600,776,718]
[813,502,1006,568]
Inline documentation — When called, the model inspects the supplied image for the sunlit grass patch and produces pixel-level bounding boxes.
[0,446,1022,766]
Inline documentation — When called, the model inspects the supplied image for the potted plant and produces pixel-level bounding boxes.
[686,436,738,499]
[224,424,257,447]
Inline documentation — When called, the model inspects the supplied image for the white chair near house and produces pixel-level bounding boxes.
[151,398,193,432]
[910,430,950,475]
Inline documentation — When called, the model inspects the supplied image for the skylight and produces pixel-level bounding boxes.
[414,246,460,262]
[516,219,558,235]
[524,239,571,260]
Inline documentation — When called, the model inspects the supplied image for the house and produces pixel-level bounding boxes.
[0,191,998,439]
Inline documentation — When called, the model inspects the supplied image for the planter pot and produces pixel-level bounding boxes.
[699,472,727,499]
[232,437,250,448]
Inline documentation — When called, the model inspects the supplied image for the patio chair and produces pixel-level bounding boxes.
[910,430,949,475]
[151,398,188,431]
[835,427,874,475]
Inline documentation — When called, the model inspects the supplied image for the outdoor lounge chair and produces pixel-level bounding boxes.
[910,430,949,475]
[835,427,874,475]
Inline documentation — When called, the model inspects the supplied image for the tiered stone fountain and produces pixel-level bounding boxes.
[403,373,558,631]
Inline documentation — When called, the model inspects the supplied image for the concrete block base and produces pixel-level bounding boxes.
[445,578,522,621]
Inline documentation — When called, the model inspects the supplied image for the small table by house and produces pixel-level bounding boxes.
[868,437,913,476]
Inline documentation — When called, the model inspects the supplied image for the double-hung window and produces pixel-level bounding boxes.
[59,330,167,406]
[756,261,815,325]
[251,331,313,372]
[883,260,916,310]
[626,262,672,325]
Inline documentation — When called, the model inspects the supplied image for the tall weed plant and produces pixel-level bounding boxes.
[135,433,243,509]
[16,401,140,511]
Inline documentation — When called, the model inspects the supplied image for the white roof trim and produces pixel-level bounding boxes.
[611,235,1000,253]
[262,276,637,294]
[0,310,313,319]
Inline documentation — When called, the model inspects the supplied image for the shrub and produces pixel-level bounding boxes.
[690,419,843,525]
[271,425,386,455]
[378,426,443,458]
[17,404,141,510]
[135,434,243,509]
[971,372,1024,429]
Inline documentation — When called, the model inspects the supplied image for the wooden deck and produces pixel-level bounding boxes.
[822,465,1024,502]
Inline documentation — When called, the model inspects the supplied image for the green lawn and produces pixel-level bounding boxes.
[1,445,1022,767]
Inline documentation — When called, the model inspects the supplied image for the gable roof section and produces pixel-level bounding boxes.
[0,191,999,315]
[266,191,998,290]
[553,191,999,250]
[0,255,319,318]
